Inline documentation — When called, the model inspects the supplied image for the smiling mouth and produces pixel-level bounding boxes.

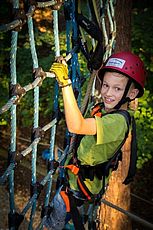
[104,97,114,103]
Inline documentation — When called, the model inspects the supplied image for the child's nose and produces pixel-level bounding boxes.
[105,87,113,96]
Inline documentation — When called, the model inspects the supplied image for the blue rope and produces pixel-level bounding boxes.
[53,10,60,57]
[67,0,81,105]
[8,1,19,228]
[21,170,54,217]
[71,0,78,88]
[43,8,60,219]
[64,0,82,146]
[66,20,71,53]
[27,15,39,229]
[9,30,18,221]
[0,163,15,184]
[64,1,72,146]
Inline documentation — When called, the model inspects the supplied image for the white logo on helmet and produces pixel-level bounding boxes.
[106,58,126,69]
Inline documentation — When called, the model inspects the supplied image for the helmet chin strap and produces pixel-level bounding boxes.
[114,79,132,110]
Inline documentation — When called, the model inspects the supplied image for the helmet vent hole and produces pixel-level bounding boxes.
[136,63,139,66]
[132,71,135,74]
[125,67,128,70]
[130,66,133,69]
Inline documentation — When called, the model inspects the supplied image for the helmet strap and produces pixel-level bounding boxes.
[114,79,132,110]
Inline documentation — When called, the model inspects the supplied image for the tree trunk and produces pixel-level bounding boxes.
[115,0,132,52]
[98,1,133,229]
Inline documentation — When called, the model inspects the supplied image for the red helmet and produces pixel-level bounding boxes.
[98,51,146,97]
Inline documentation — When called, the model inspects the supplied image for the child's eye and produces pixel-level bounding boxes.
[102,83,108,88]
[115,87,121,91]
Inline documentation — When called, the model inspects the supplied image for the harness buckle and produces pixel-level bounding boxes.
[65,164,79,175]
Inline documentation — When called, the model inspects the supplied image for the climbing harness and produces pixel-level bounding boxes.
[52,103,137,229]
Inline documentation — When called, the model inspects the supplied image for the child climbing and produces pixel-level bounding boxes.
[43,51,146,229]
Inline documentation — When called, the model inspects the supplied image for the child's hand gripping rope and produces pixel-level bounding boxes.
[50,56,72,88]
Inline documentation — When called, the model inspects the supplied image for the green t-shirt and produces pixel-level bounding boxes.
[66,112,129,194]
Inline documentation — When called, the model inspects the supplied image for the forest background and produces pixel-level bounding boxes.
[0,0,153,229]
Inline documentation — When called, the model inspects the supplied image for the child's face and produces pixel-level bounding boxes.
[101,72,129,110]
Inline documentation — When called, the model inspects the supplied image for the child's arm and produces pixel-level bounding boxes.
[62,85,96,135]
[50,61,96,135]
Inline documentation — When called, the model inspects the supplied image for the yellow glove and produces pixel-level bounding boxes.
[50,62,71,88]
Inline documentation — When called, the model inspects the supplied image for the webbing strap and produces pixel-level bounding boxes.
[65,164,93,201]
[109,109,137,184]
[123,116,137,185]
[77,177,92,201]
[68,193,85,230]
[60,187,85,229]
[60,190,70,212]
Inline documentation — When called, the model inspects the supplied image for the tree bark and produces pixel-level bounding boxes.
[115,0,132,52]
[98,1,133,229]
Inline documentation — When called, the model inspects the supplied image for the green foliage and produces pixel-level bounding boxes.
[132,5,153,168]
[135,91,153,168]
[132,6,153,90]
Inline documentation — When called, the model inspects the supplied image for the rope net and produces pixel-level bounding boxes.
[1,1,152,230]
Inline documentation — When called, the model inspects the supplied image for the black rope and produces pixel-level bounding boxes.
[101,199,153,229]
